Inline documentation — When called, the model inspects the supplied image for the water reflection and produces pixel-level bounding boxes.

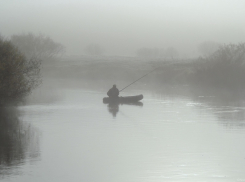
[2,89,244,182]
[151,85,245,128]
[0,107,40,177]
[107,103,119,117]
[189,88,245,128]
[106,102,143,118]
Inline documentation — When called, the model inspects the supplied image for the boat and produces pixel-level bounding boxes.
[103,94,143,104]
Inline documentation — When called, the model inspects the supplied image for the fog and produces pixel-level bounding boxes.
[1,0,245,56]
[2,1,245,181]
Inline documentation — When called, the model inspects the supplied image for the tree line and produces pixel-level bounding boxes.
[152,43,245,90]
[1,31,244,107]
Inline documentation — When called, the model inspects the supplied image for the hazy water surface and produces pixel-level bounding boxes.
[1,88,245,182]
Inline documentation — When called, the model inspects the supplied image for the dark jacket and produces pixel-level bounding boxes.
[107,87,119,98]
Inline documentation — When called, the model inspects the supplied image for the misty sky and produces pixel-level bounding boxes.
[1,0,245,56]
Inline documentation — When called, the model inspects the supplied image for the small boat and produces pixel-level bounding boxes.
[103,94,143,104]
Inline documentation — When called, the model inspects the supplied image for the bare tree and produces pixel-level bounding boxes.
[11,33,65,60]
[193,43,245,88]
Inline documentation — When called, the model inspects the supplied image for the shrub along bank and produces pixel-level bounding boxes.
[0,38,41,105]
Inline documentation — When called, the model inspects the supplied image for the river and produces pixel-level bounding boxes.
[1,86,245,182]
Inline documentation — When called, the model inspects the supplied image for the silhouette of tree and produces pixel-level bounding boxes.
[0,37,41,105]
[11,33,64,60]
[193,43,245,88]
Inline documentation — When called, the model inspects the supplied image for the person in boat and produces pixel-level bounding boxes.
[107,84,119,99]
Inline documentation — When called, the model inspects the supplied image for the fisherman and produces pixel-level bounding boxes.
[107,84,119,99]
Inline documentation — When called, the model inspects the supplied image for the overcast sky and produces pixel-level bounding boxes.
[1,0,245,56]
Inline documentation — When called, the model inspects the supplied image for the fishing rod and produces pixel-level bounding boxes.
[119,67,159,92]
[118,59,191,92]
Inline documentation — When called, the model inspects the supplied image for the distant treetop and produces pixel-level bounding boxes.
[11,33,65,60]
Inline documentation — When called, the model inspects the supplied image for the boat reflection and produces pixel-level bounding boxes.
[106,102,143,118]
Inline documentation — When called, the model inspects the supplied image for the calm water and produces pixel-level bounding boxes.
[1,88,245,182]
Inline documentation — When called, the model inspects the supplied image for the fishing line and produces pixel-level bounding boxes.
[119,60,181,92]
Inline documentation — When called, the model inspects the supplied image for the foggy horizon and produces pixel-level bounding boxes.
[1,1,245,181]
[1,0,245,57]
